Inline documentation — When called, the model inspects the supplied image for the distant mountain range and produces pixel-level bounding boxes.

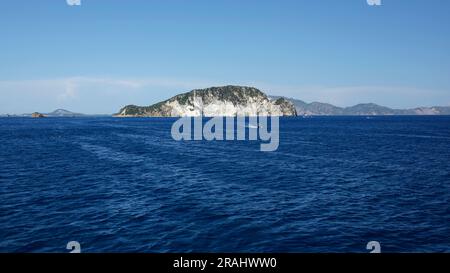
[45,109,85,117]
[1,109,94,117]
[270,96,450,116]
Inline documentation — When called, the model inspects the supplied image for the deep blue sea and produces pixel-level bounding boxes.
[1,116,449,253]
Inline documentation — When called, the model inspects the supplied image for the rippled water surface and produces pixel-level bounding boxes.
[1,116,449,252]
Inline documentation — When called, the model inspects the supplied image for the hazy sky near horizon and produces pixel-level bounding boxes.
[1,0,450,114]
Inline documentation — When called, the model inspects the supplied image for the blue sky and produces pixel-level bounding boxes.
[1,0,449,114]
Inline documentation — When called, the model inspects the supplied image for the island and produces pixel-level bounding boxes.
[31,112,45,118]
[114,85,297,117]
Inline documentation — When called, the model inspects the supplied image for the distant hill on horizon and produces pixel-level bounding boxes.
[270,96,450,116]
[45,109,85,117]
[1,109,107,117]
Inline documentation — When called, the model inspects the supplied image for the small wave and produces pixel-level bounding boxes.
[375,133,450,140]
[79,143,145,163]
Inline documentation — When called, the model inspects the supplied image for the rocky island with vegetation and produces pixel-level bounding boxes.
[115,85,298,117]
[31,112,45,118]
